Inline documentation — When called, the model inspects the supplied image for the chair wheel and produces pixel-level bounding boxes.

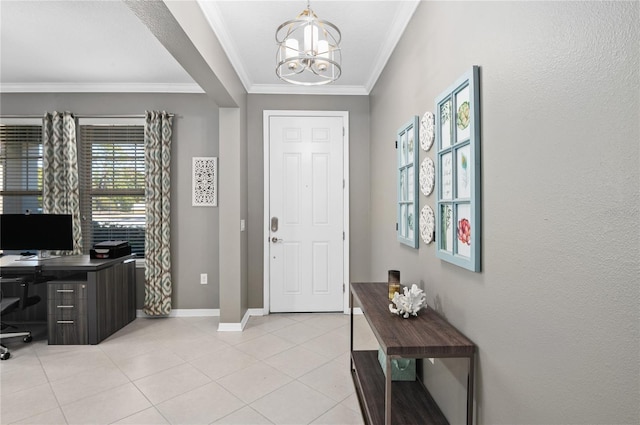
[0,352,10,360]
[23,335,32,343]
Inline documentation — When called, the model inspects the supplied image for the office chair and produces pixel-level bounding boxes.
[0,276,35,360]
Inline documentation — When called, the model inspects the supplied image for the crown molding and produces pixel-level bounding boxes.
[248,83,369,96]
[0,82,204,93]
[364,0,420,92]
[197,0,253,92]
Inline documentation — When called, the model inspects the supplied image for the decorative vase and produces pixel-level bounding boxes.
[388,270,401,300]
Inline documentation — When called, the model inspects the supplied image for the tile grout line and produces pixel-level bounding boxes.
[34,341,71,425]
[2,314,365,425]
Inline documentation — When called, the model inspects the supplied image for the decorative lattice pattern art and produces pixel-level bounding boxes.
[192,157,217,207]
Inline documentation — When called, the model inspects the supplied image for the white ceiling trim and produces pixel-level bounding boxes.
[0,83,204,94]
[197,0,253,93]
[364,1,419,93]
[249,83,369,96]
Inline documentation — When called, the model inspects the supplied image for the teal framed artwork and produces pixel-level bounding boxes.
[435,66,481,271]
[397,116,420,248]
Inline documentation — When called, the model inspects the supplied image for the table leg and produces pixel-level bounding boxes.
[349,293,354,370]
[385,355,392,425]
[467,355,475,425]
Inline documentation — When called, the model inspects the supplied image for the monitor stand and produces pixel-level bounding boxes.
[17,250,60,261]
[35,250,60,260]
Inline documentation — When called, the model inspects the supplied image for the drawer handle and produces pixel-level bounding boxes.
[56,289,74,293]
[57,305,74,309]
[57,320,74,324]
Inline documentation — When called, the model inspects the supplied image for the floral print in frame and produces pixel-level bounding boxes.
[434,66,481,271]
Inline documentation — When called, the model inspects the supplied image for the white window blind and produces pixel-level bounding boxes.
[0,125,43,215]
[80,125,145,256]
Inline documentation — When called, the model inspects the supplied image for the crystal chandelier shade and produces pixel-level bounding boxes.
[275,2,342,86]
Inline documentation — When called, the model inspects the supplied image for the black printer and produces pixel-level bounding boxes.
[90,240,131,259]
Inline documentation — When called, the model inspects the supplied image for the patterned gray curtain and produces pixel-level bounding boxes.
[143,111,173,316]
[42,111,83,255]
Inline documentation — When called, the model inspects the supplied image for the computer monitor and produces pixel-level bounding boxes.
[0,214,74,256]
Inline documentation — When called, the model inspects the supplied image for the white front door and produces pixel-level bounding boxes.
[267,113,346,312]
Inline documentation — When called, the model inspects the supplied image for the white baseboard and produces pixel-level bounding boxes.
[248,308,265,317]
[136,309,220,318]
[135,307,349,327]
[217,322,243,332]
[218,308,265,332]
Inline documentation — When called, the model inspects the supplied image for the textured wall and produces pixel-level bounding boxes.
[369,1,639,423]
[0,93,221,311]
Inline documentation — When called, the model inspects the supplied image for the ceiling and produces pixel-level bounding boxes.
[0,0,418,96]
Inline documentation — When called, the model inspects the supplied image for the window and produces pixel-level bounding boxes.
[0,124,43,215]
[79,125,145,256]
[0,121,146,257]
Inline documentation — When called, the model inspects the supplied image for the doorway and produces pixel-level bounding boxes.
[263,111,349,313]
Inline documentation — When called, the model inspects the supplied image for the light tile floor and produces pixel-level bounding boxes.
[0,313,378,425]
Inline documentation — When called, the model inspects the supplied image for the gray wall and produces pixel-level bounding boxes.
[218,105,250,323]
[246,94,372,308]
[240,101,249,317]
[0,93,221,311]
[370,1,639,423]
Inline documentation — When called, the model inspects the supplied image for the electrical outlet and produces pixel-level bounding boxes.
[200,273,208,284]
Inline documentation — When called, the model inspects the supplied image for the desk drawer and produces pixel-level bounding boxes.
[47,281,88,345]
[47,299,87,320]
[48,282,87,302]
[48,316,88,345]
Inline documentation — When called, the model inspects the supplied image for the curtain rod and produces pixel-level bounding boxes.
[0,113,174,119]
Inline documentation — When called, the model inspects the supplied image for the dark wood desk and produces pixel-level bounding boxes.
[1,255,136,344]
[350,282,476,425]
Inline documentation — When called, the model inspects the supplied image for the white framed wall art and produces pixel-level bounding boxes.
[435,66,481,272]
[192,157,218,207]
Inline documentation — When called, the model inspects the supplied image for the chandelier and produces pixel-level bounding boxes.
[275,1,342,86]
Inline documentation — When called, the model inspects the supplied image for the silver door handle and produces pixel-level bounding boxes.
[271,237,282,243]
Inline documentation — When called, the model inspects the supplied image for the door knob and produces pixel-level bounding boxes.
[271,237,282,243]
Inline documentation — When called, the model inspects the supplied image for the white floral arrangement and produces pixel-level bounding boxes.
[389,284,426,318]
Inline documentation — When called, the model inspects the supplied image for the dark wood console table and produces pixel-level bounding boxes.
[350,282,476,425]
[1,255,136,345]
